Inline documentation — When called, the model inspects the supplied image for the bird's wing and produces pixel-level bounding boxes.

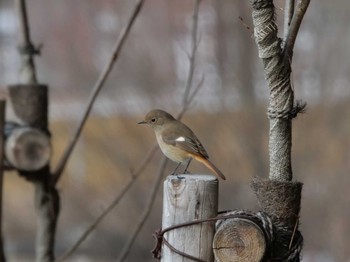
[161,124,209,158]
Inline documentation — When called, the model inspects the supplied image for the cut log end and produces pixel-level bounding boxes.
[5,127,51,171]
[213,218,266,262]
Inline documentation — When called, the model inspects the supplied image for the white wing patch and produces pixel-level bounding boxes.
[175,136,186,142]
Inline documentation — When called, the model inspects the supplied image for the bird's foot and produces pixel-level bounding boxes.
[170,171,185,180]
[176,174,185,180]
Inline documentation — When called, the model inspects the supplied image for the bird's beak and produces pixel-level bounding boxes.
[138,120,147,124]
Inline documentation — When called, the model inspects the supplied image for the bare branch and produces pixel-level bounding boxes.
[283,0,295,42]
[16,0,30,44]
[188,74,205,106]
[117,157,168,262]
[0,101,6,261]
[56,144,159,261]
[52,0,145,185]
[283,0,311,60]
[130,144,159,177]
[15,0,38,83]
[238,16,252,31]
[177,74,205,120]
[56,174,138,262]
[183,0,202,106]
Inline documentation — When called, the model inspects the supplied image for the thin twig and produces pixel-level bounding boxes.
[52,0,145,185]
[238,16,251,31]
[177,74,205,120]
[15,0,38,83]
[55,174,138,262]
[130,144,159,177]
[56,145,159,261]
[283,0,311,60]
[117,157,168,262]
[289,217,299,250]
[0,101,6,262]
[183,0,202,106]
[283,0,295,42]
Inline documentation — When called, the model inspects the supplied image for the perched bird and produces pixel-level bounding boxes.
[138,109,226,180]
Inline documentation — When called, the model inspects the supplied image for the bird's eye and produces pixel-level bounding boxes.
[151,118,156,123]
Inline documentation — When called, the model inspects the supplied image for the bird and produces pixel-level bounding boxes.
[138,109,226,180]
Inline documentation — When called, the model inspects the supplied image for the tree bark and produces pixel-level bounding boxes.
[249,0,309,260]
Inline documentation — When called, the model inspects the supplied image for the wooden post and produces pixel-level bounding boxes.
[161,174,218,262]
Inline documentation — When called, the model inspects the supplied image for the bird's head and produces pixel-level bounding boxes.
[138,109,175,129]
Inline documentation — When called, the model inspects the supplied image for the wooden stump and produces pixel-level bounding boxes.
[161,174,218,262]
[213,217,266,262]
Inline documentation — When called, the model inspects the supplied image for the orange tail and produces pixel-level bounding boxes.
[191,154,226,180]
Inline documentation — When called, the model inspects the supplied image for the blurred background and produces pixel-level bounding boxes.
[0,0,349,261]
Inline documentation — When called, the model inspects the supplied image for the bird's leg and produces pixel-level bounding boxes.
[171,162,186,180]
[171,162,182,176]
[183,158,192,174]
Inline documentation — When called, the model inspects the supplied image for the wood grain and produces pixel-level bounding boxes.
[213,218,266,262]
[162,174,218,262]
